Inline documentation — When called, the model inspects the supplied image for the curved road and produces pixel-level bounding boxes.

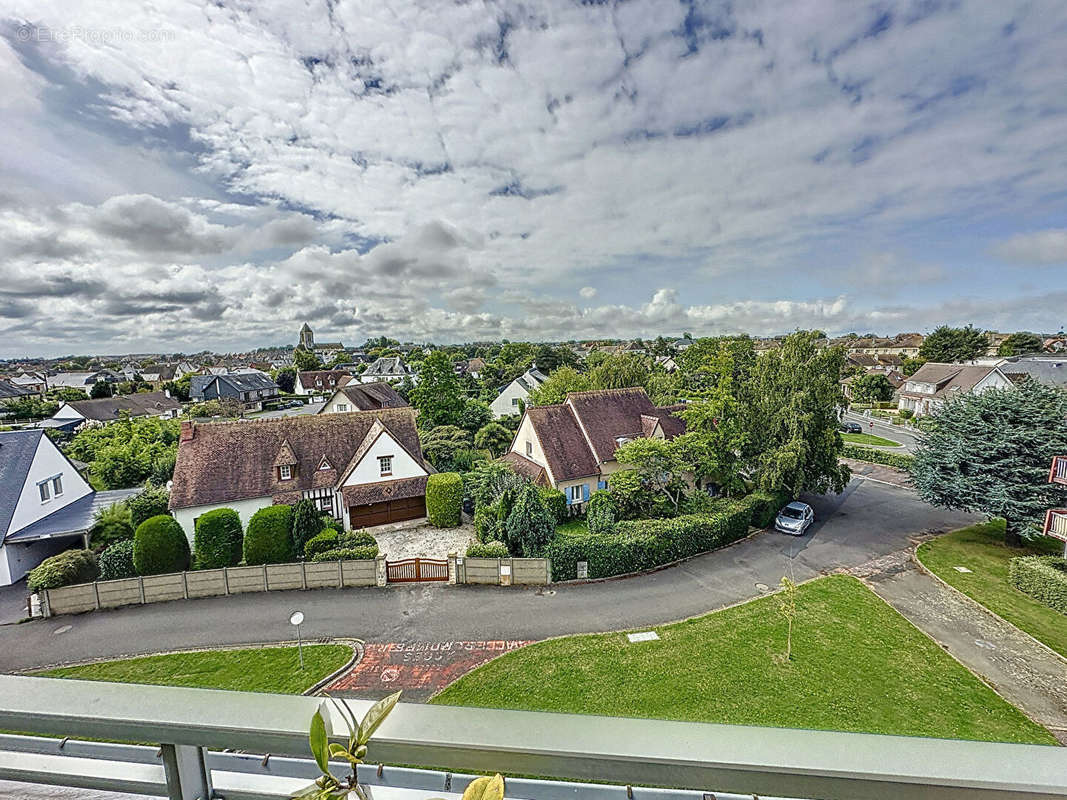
[843,410,920,452]
[0,480,977,672]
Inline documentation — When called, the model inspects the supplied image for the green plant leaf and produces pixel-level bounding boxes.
[309,709,330,774]
[460,774,505,800]
[356,690,402,745]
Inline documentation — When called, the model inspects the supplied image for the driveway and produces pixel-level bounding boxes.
[843,410,920,452]
[0,479,979,672]
[252,401,325,419]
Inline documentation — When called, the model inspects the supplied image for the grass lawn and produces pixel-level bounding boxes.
[32,644,352,695]
[842,432,902,447]
[917,520,1067,659]
[432,574,1055,745]
[555,519,589,536]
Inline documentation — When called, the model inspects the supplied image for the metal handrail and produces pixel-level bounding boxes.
[0,675,1063,800]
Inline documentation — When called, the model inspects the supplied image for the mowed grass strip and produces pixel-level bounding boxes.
[432,575,1055,744]
[918,520,1067,659]
[32,644,352,695]
[842,432,902,447]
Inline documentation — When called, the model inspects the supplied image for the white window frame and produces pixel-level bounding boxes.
[52,475,63,497]
[37,480,51,503]
[511,397,519,406]
[279,464,292,481]
[337,403,349,412]
[379,455,393,477]
[568,485,583,502]
[525,440,533,457]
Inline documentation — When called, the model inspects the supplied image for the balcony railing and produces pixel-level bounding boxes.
[1043,509,1067,542]
[1049,456,1067,486]
[0,676,1064,800]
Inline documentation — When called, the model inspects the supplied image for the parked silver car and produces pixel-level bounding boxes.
[775,501,814,535]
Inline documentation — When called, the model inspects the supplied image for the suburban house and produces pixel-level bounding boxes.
[318,382,408,414]
[655,355,680,372]
[361,357,413,384]
[139,365,178,386]
[0,381,35,403]
[45,391,182,433]
[0,430,139,585]
[297,323,346,363]
[999,356,1067,389]
[501,387,685,509]
[897,362,1012,417]
[9,372,48,395]
[190,373,280,411]
[295,370,353,396]
[455,358,486,379]
[169,408,434,539]
[49,371,120,391]
[489,367,547,419]
[845,334,924,358]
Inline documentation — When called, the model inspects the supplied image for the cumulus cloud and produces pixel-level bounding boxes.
[579,286,597,299]
[992,230,1067,264]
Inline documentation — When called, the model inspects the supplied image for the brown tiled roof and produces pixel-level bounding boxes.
[170,408,426,510]
[653,406,686,438]
[326,381,407,411]
[299,370,352,390]
[500,451,549,486]
[525,404,599,482]
[341,475,427,506]
[847,353,878,367]
[900,363,999,400]
[565,387,673,463]
[64,391,180,421]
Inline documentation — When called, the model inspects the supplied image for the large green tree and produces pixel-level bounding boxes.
[850,372,895,404]
[273,366,296,394]
[911,380,1067,547]
[919,325,988,363]
[293,348,323,371]
[67,416,181,489]
[612,437,695,516]
[527,366,591,405]
[409,350,465,428]
[744,331,851,497]
[588,353,649,390]
[997,332,1044,357]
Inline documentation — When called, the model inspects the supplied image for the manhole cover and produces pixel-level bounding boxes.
[755,583,770,593]
[974,640,996,650]
[52,625,72,636]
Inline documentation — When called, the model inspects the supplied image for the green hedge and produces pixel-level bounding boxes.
[737,489,792,529]
[304,530,339,559]
[193,508,243,569]
[842,444,914,470]
[1009,556,1067,615]
[99,540,136,581]
[427,472,463,527]
[341,530,377,548]
[466,540,509,558]
[310,545,379,562]
[28,549,99,592]
[547,502,754,581]
[586,490,616,534]
[474,502,503,542]
[538,487,567,524]
[133,515,190,576]
[243,505,294,565]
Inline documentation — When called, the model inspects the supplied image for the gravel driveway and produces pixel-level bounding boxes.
[372,521,475,559]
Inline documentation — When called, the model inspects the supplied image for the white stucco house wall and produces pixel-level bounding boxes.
[489,368,547,419]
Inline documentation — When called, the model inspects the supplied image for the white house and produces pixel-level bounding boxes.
[294,370,353,396]
[360,357,413,384]
[318,382,407,414]
[897,363,1012,417]
[48,391,181,431]
[169,408,434,539]
[0,430,139,585]
[489,367,547,419]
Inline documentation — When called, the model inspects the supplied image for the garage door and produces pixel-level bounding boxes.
[349,495,426,528]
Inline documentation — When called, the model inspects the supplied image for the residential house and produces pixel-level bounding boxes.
[169,408,434,539]
[897,363,1012,417]
[8,373,47,395]
[294,370,353,396]
[361,357,413,384]
[0,381,35,403]
[655,355,680,373]
[47,391,182,433]
[1043,337,1066,353]
[318,382,408,414]
[49,371,119,391]
[189,373,280,411]
[999,356,1067,389]
[672,338,693,352]
[139,365,178,386]
[0,430,140,585]
[501,387,685,510]
[489,367,547,419]
[846,334,923,359]
[455,358,486,379]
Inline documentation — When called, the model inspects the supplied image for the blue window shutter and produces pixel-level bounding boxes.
[582,484,590,502]
[597,480,607,491]
[566,490,573,506]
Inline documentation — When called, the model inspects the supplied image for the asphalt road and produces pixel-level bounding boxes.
[843,410,920,452]
[0,480,978,672]
[252,400,325,419]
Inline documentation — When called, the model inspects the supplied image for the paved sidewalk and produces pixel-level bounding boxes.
[860,552,1067,744]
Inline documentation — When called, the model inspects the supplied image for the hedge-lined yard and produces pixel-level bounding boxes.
[432,575,1054,744]
[842,444,914,470]
[917,520,1067,659]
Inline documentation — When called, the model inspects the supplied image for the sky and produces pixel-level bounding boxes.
[1,0,1066,358]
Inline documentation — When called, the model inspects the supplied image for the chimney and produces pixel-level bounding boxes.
[180,420,195,442]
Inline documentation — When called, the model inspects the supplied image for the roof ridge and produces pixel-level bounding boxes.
[565,386,647,397]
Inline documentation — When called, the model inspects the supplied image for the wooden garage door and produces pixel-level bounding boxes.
[349,495,426,528]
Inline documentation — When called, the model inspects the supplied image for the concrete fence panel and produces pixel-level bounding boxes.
[304,561,342,589]
[265,564,304,591]
[512,558,551,585]
[141,574,185,604]
[186,569,226,599]
[341,560,377,587]
[45,584,98,616]
[96,578,142,609]
[463,558,502,585]
[225,565,266,594]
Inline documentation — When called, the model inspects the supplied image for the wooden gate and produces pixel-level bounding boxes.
[386,558,448,583]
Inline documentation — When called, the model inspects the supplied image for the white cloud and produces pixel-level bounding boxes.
[579,286,597,299]
[992,230,1067,264]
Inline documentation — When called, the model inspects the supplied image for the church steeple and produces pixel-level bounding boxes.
[298,323,314,350]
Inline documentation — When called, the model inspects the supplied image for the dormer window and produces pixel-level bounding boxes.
[279,464,292,481]
[615,435,632,446]
[319,457,332,471]
[379,455,393,477]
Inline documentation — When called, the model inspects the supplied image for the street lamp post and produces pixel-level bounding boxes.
[289,611,305,670]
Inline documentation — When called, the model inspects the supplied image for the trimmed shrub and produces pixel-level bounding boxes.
[1009,556,1067,615]
[842,444,914,470]
[133,515,191,576]
[340,530,377,548]
[290,499,323,557]
[427,472,463,527]
[586,490,617,535]
[99,540,136,581]
[193,508,243,569]
[28,549,99,592]
[322,516,344,534]
[466,540,509,558]
[538,487,567,524]
[89,502,134,551]
[304,530,340,560]
[310,545,379,562]
[125,485,171,527]
[243,505,294,565]
[505,484,555,557]
[474,503,502,543]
